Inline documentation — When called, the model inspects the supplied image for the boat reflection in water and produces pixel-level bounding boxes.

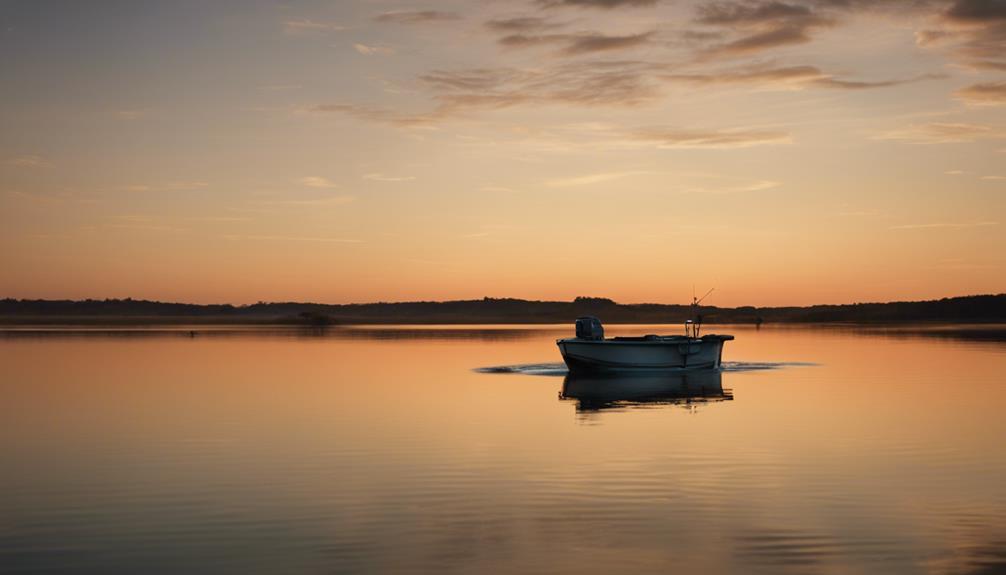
[560,369,732,412]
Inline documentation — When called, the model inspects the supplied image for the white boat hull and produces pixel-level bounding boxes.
[557,335,732,373]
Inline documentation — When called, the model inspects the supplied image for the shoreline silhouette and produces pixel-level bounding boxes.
[1,294,1002,325]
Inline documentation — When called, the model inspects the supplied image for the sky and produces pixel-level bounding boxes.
[1,0,1004,306]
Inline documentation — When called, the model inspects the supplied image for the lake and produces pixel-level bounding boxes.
[2,324,1005,574]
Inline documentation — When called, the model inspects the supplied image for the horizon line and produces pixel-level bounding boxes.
[3,293,1003,310]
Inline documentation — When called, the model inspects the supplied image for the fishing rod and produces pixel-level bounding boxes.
[688,287,715,338]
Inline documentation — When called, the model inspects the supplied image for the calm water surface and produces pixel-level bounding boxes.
[2,324,1005,574]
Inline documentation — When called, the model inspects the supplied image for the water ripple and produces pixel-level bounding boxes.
[475,361,815,376]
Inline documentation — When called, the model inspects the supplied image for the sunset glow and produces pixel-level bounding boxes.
[2,1,1004,305]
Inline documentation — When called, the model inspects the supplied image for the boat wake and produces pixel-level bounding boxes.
[474,363,569,376]
[722,361,817,371]
[474,361,814,377]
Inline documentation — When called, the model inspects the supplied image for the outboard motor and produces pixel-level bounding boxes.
[575,316,604,340]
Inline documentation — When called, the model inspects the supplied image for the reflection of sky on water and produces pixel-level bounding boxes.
[2,324,1005,574]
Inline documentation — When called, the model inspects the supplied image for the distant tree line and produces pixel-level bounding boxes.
[1,294,1003,325]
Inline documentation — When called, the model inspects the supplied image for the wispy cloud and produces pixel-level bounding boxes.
[116,109,146,120]
[627,126,791,149]
[678,180,781,194]
[664,64,941,91]
[120,181,209,192]
[315,60,670,126]
[354,43,395,55]
[169,181,208,190]
[223,234,362,243]
[875,122,1005,144]
[664,65,821,88]
[299,176,338,188]
[363,173,416,182]
[26,233,74,240]
[5,189,66,204]
[110,224,188,232]
[937,169,1006,182]
[187,216,252,222]
[426,60,666,107]
[309,0,985,147]
[255,195,354,207]
[545,170,649,187]
[814,73,945,90]
[374,11,461,24]
[315,59,671,127]
[479,186,521,193]
[259,84,301,92]
[317,54,919,131]
[837,210,880,217]
[283,18,345,34]
[113,214,154,222]
[890,221,999,230]
[5,155,50,168]
[311,103,440,128]
[108,215,188,233]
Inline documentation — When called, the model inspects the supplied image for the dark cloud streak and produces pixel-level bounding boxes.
[945,0,1006,22]
[374,10,461,24]
[914,0,1006,69]
[537,0,659,8]
[696,1,822,25]
[496,30,654,55]
[694,1,834,58]
[664,64,943,90]
[956,81,1006,105]
[484,17,561,33]
[560,31,654,54]
[628,126,791,148]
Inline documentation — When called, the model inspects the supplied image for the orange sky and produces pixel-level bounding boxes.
[1,0,1003,306]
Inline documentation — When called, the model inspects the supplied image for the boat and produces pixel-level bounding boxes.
[556,292,733,373]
